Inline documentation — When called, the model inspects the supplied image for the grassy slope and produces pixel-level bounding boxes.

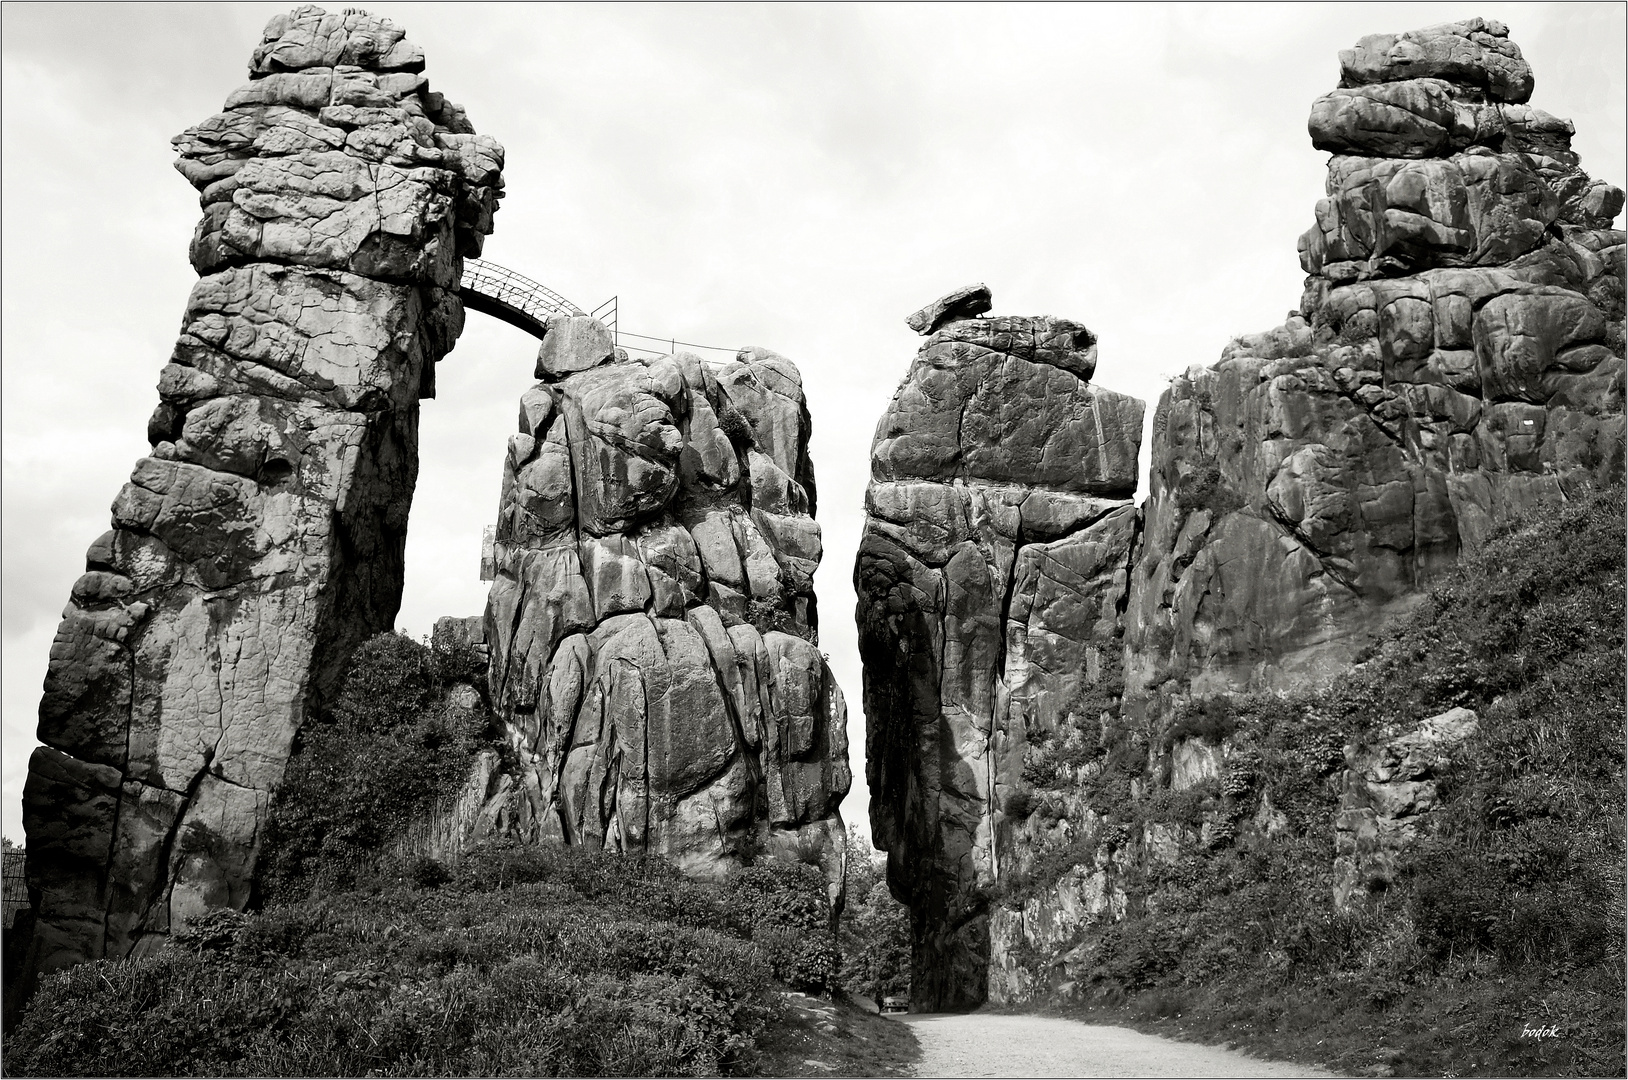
[755,991,919,1077]
[1030,487,1626,1078]
[7,633,921,1077]
[6,842,918,1077]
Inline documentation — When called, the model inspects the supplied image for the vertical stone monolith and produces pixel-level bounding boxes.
[856,290,1145,1009]
[23,5,503,974]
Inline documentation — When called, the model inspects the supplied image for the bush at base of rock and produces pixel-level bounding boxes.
[5,841,848,1077]
[995,487,1625,1077]
[256,631,494,903]
[452,839,840,994]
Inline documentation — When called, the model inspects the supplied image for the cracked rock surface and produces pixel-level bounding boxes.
[476,335,851,903]
[861,17,1623,1013]
[1126,14,1623,740]
[23,5,500,975]
[856,301,1144,1010]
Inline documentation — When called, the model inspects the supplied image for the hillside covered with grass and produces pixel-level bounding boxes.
[7,632,917,1078]
[8,841,914,1076]
[1015,486,1625,1078]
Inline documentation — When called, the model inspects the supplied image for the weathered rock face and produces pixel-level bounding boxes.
[471,328,852,903]
[857,292,1145,1010]
[863,18,1624,1011]
[1125,14,1623,747]
[22,6,501,975]
[1333,706,1480,908]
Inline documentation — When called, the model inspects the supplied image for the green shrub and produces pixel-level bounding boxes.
[836,830,912,1003]
[1164,695,1239,748]
[257,632,494,903]
[1021,752,1061,788]
[430,636,488,689]
[6,843,825,1078]
[745,596,817,645]
[409,856,452,889]
[1174,463,1244,518]
[1004,787,1035,819]
[330,632,438,733]
[717,404,756,448]
[726,861,839,993]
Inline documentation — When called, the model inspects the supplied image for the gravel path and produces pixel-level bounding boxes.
[901,1012,1339,1077]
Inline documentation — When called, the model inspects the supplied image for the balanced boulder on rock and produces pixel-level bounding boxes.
[858,287,1144,1011]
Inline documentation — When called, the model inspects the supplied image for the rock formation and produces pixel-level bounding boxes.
[1333,705,1479,907]
[860,18,1624,1010]
[469,324,852,902]
[856,288,1145,1009]
[22,6,502,974]
[1128,16,1624,725]
[1119,20,1624,923]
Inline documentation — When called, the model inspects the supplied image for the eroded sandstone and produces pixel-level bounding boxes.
[22,5,501,974]
[468,331,851,903]
[863,18,1624,1010]
[1023,16,1620,1004]
[1127,15,1623,748]
[858,294,1145,1010]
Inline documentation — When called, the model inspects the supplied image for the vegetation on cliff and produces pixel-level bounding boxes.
[1017,486,1626,1077]
[256,631,495,903]
[9,632,913,1078]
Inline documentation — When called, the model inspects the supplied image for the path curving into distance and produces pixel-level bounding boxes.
[901,1012,1338,1078]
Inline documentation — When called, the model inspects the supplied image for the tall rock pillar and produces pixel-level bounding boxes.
[22,5,503,974]
[856,287,1145,1010]
[1125,16,1625,741]
[481,332,853,901]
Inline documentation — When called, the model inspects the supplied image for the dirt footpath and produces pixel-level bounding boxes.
[901,1012,1339,1077]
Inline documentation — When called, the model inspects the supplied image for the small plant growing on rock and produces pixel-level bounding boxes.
[1003,787,1035,819]
[717,404,756,448]
[1174,463,1245,518]
[1164,695,1240,748]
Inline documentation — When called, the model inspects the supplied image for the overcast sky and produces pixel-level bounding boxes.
[3,2,1623,844]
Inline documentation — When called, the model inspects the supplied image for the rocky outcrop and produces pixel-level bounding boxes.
[468,326,851,903]
[857,291,1144,1010]
[862,18,1624,1011]
[1333,706,1480,908]
[22,6,501,975]
[1124,14,1623,754]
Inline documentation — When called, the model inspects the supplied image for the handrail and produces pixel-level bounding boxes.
[458,258,736,358]
[458,258,586,340]
[590,295,618,343]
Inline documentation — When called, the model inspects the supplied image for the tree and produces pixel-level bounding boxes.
[837,826,911,1004]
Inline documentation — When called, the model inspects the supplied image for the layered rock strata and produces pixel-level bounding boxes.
[476,323,852,902]
[862,18,1625,1010]
[857,289,1145,1009]
[22,6,502,974]
[1125,14,1623,754]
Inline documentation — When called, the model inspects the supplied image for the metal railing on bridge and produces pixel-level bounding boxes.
[459,258,585,340]
[458,258,737,361]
